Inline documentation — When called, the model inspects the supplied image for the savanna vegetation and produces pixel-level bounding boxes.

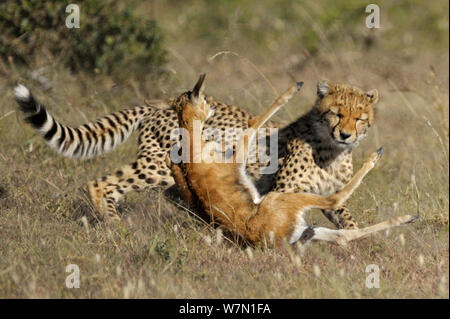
[0,0,448,298]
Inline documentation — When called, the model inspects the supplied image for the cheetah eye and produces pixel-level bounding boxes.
[337,113,343,119]
[357,114,369,121]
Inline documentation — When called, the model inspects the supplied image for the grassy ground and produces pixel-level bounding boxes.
[0,0,448,298]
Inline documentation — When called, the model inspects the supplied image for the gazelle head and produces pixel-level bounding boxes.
[174,74,215,128]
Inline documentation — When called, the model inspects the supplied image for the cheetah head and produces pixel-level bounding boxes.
[314,80,378,148]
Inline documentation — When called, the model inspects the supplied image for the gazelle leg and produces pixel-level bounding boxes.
[330,148,383,209]
[339,214,419,242]
[237,83,303,205]
[286,148,419,246]
[304,215,419,245]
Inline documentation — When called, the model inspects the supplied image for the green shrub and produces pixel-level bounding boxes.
[0,0,166,77]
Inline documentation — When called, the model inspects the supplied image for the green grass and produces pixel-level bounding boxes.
[0,0,448,298]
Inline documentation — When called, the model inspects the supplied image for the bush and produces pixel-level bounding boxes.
[0,0,166,77]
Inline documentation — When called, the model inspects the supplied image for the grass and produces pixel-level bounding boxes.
[0,0,448,298]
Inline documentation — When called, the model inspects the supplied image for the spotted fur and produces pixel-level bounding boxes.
[273,80,379,229]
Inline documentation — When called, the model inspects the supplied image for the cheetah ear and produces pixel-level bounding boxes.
[317,80,334,98]
[192,73,206,99]
[365,89,379,104]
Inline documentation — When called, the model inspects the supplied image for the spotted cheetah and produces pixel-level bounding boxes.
[13,79,377,227]
[272,80,380,229]
[170,74,418,247]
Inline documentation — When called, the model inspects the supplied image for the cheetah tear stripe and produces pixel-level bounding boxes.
[14,85,149,159]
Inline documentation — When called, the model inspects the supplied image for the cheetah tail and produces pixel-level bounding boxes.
[13,84,148,159]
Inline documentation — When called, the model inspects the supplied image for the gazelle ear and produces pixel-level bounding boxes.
[317,80,334,98]
[365,89,379,104]
[192,74,206,99]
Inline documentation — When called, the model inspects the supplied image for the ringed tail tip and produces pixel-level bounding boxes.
[14,84,31,102]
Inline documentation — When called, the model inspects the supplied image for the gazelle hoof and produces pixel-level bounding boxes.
[408,215,420,223]
[376,147,383,156]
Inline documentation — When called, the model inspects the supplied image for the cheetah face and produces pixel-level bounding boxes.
[315,80,378,148]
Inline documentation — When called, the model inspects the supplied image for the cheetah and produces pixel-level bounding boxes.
[13,79,377,226]
[169,74,418,246]
[272,80,381,229]
[13,83,270,221]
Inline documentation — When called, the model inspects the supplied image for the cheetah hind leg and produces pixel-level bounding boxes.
[322,207,359,230]
[88,180,121,222]
[88,158,175,222]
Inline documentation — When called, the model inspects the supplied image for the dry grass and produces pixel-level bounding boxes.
[0,0,448,298]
